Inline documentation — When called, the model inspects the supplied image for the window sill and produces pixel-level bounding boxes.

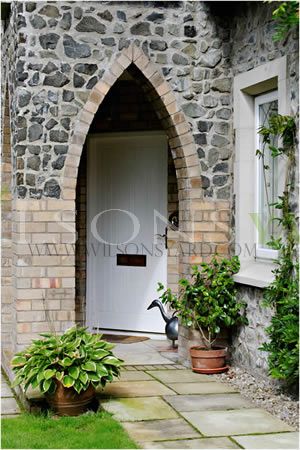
[233,260,276,288]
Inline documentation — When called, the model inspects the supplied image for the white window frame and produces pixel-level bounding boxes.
[254,90,279,260]
[233,56,289,288]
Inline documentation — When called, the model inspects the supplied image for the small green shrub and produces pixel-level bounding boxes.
[158,255,247,349]
[11,326,123,394]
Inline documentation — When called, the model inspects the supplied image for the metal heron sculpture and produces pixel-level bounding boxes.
[147,299,178,348]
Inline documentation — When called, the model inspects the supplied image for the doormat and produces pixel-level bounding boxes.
[100,334,150,344]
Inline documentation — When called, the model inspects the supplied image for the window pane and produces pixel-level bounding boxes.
[258,98,279,248]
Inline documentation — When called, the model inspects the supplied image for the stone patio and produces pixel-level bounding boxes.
[9,338,299,449]
[98,339,299,449]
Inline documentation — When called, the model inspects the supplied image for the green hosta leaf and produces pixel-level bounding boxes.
[102,356,123,366]
[73,380,83,394]
[87,372,100,382]
[37,371,45,383]
[31,377,39,390]
[27,368,39,380]
[56,371,64,381]
[11,356,27,367]
[62,375,75,388]
[82,361,97,372]
[42,378,52,393]
[79,371,89,385]
[47,380,56,395]
[93,350,110,360]
[69,366,80,380]
[105,373,113,382]
[43,369,56,380]
[103,343,115,351]
[59,357,73,367]
[96,364,108,377]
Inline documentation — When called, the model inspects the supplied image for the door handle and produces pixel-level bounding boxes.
[155,227,168,249]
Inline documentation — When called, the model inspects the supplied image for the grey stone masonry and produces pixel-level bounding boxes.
[4,0,235,200]
[231,285,274,378]
[3,2,298,203]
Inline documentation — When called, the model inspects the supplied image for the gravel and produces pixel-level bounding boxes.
[215,366,299,430]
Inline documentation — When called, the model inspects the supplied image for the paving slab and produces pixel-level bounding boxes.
[181,408,294,437]
[147,369,211,384]
[164,393,253,412]
[122,418,200,442]
[1,397,20,415]
[167,381,238,395]
[161,352,179,363]
[118,371,153,381]
[142,437,240,449]
[113,342,175,365]
[144,339,172,350]
[101,396,178,422]
[100,380,176,397]
[234,432,299,449]
[115,351,174,366]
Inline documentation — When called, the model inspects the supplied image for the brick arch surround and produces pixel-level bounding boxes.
[61,44,202,201]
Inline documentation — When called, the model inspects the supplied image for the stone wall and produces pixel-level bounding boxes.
[5,1,233,201]
[230,2,298,104]
[229,2,298,377]
[231,284,274,377]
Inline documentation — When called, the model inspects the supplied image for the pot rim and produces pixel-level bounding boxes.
[190,345,227,352]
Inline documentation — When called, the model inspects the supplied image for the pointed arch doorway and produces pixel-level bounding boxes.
[62,44,202,336]
[78,66,173,335]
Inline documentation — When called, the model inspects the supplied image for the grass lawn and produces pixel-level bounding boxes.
[1,411,139,449]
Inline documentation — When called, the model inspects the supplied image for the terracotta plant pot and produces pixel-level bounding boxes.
[190,346,228,374]
[45,380,96,416]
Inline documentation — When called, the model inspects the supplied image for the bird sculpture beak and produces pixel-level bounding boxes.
[147,303,154,310]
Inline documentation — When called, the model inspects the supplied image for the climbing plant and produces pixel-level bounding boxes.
[257,114,299,385]
[270,1,299,41]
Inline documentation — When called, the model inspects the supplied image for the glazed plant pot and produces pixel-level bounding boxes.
[45,380,96,416]
[190,346,228,374]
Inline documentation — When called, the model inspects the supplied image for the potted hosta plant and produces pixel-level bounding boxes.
[11,326,123,416]
[158,255,247,373]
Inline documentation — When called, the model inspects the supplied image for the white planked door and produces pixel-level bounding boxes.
[86,132,168,333]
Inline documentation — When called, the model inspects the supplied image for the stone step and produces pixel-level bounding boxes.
[1,397,20,415]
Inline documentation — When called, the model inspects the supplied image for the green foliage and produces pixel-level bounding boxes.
[158,256,247,349]
[257,114,299,385]
[1,412,139,449]
[11,326,123,394]
[270,1,299,41]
